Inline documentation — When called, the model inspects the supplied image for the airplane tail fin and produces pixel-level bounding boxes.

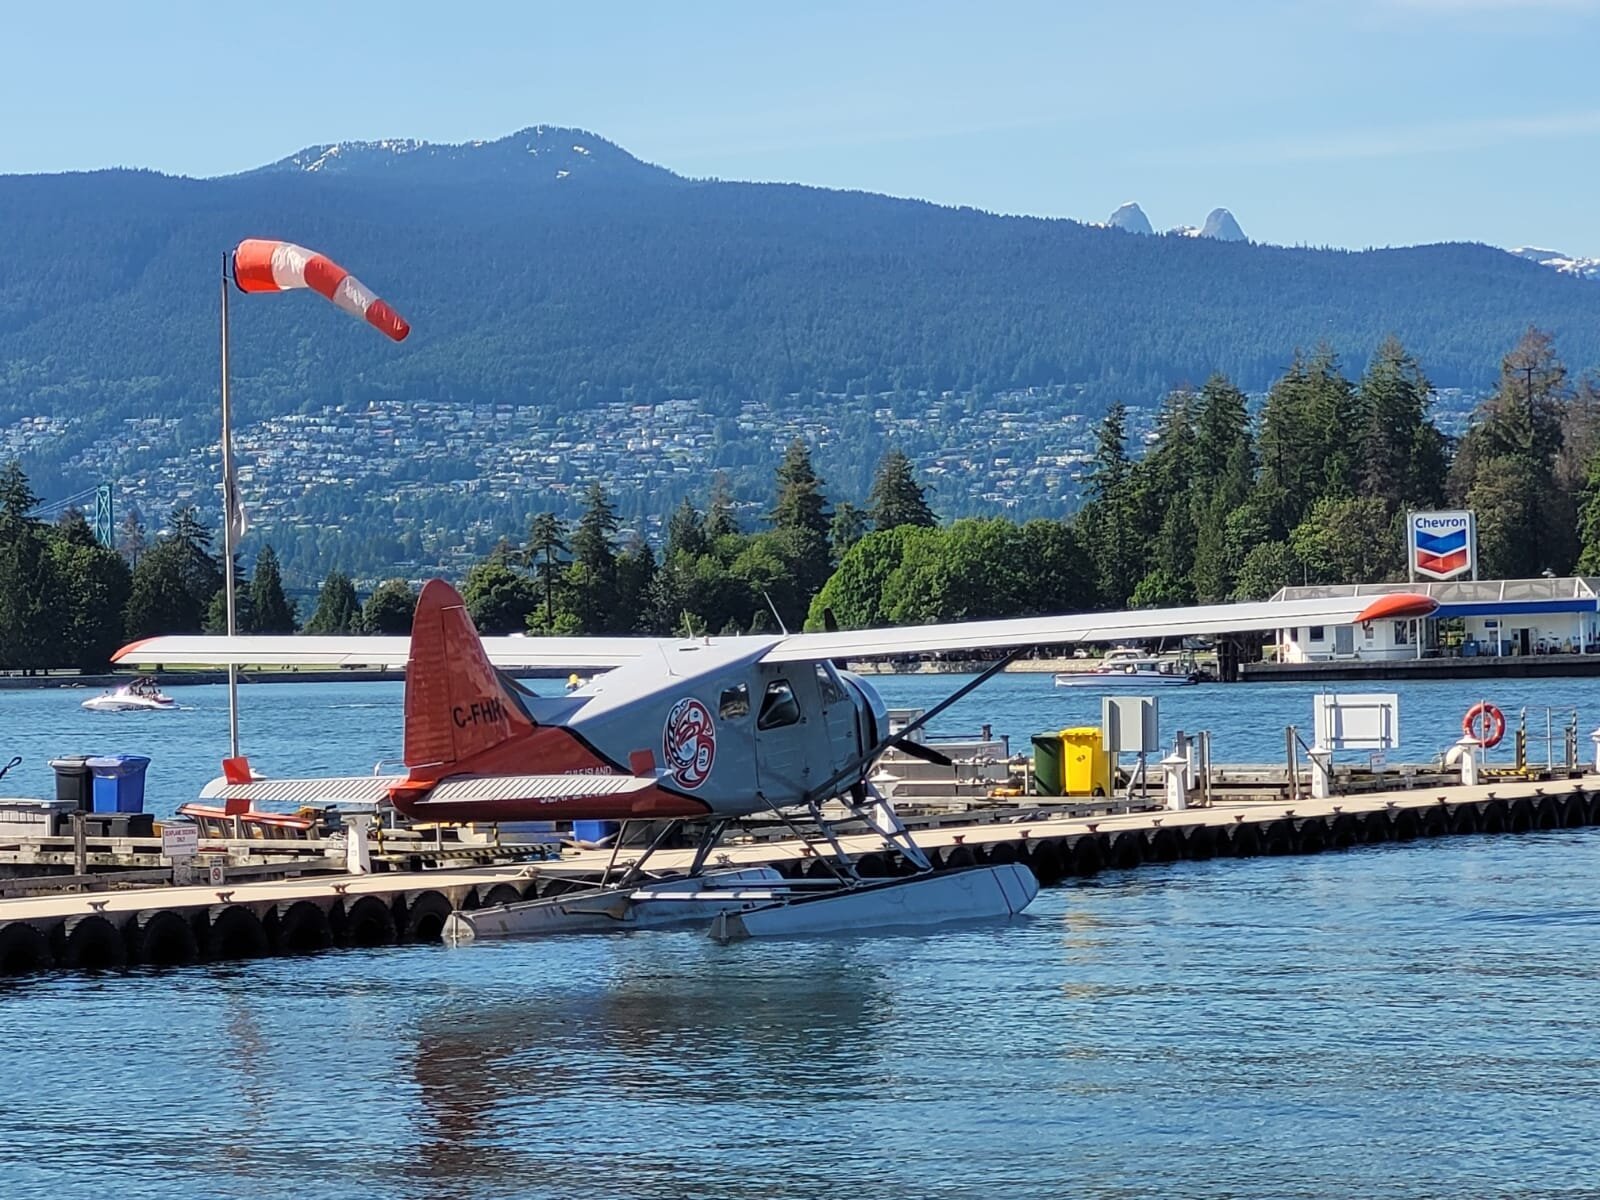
[405,579,535,772]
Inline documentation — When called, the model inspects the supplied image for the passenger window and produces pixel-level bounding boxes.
[757,680,802,730]
[814,662,846,705]
[719,683,750,719]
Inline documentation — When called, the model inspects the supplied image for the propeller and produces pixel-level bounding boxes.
[889,738,952,768]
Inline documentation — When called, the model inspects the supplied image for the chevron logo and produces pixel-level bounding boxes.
[1412,517,1472,579]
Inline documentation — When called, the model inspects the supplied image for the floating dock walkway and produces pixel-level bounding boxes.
[0,776,1593,977]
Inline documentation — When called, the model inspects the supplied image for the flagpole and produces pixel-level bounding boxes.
[220,252,240,760]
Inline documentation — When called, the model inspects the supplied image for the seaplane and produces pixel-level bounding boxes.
[113,585,1437,941]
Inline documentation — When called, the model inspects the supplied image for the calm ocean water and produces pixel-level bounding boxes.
[4,675,1600,1198]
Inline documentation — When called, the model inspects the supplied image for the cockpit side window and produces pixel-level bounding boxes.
[757,680,802,730]
[814,662,846,705]
[719,683,751,719]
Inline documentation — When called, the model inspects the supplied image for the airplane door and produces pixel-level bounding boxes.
[812,661,861,780]
[753,664,823,803]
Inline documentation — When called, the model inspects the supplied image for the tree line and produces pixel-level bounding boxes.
[5,327,1600,668]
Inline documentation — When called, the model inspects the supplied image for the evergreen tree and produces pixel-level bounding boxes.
[122,507,222,639]
[117,507,147,568]
[665,498,708,560]
[249,544,296,633]
[829,501,870,558]
[1078,403,1141,606]
[0,465,64,670]
[523,512,569,631]
[1450,329,1573,576]
[362,578,418,635]
[0,460,38,524]
[303,569,361,634]
[867,448,936,530]
[770,438,831,538]
[705,473,740,539]
[614,535,658,633]
[50,529,131,670]
[1357,335,1446,512]
[568,482,620,632]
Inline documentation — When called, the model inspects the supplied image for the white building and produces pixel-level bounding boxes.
[1271,578,1600,663]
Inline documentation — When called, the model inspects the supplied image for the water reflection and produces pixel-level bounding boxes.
[405,940,891,1194]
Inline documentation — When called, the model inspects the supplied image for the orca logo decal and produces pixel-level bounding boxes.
[663,697,716,790]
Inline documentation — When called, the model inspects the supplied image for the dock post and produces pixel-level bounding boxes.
[1455,737,1482,787]
[72,811,87,878]
[1589,727,1600,774]
[1160,750,1189,810]
[345,814,374,875]
[1308,745,1333,800]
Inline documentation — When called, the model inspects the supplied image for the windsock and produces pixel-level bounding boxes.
[232,239,410,341]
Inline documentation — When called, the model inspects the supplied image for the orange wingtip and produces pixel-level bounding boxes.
[1356,593,1438,623]
[111,637,154,662]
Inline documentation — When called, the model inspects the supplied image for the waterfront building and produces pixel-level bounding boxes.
[1271,578,1600,663]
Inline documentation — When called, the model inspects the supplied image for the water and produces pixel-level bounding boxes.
[4,833,1599,1198]
[1,672,1595,814]
[5,675,1600,1199]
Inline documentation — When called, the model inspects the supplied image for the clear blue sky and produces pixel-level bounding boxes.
[7,0,1599,254]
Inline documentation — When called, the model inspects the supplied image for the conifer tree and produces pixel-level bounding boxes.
[249,544,296,633]
[705,473,740,540]
[117,507,147,568]
[665,498,708,560]
[830,501,869,557]
[568,482,620,632]
[523,512,569,631]
[770,439,831,538]
[867,448,936,531]
[303,569,361,634]
[1079,403,1141,606]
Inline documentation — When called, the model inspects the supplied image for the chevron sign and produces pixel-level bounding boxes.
[1410,511,1475,580]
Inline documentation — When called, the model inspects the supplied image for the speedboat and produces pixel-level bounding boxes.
[1054,656,1202,688]
[81,677,177,712]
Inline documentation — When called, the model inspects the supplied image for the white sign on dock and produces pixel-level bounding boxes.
[161,823,198,861]
[1314,692,1400,751]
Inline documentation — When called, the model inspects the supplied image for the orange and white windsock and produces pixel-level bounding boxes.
[232,238,410,341]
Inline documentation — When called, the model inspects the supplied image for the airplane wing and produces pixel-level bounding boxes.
[113,633,658,671]
[760,592,1436,663]
[114,593,1434,670]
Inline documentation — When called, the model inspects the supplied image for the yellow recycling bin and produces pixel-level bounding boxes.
[1060,726,1113,797]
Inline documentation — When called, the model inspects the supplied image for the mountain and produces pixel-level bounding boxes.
[1199,207,1247,242]
[1106,201,1153,235]
[4,125,1600,580]
[1511,246,1600,282]
[243,126,681,190]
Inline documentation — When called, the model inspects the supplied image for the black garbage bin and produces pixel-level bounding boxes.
[49,755,94,810]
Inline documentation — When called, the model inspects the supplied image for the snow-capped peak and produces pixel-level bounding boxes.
[1510,246,1600,281]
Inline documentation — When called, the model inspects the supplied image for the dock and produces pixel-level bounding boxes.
[0,775,1592,977]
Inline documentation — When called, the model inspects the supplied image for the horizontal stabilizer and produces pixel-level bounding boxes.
[199,775,405,805]
[424,773,656,804]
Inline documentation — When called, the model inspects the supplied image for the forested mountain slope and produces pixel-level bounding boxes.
[3,124,1598,441]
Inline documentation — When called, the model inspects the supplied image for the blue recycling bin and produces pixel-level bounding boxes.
[86,755,151,814]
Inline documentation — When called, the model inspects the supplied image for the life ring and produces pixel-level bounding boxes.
[1463,702,1505,748]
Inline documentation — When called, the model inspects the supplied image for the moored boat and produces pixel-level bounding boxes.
[1054,656,1202,688]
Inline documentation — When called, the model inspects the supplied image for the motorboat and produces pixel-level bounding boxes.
[1053,655,1203,688]
[81,677,177,712]
[443,863,1039,942]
